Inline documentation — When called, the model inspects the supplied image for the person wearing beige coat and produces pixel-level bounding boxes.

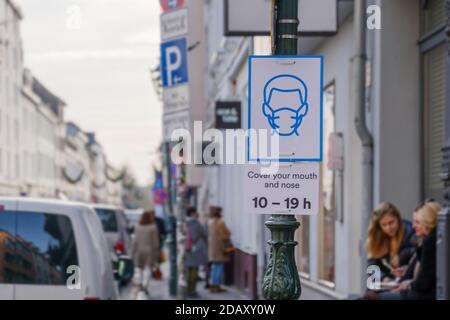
[207,206,232,293]
[208,216,231,263]
[132,211,160,293]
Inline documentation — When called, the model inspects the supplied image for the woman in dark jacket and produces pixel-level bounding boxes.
[184,207,208,298]
[377,200,441,300]
[366,202,417,282]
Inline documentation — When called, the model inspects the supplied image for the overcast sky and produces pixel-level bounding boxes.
[18,0,162,185]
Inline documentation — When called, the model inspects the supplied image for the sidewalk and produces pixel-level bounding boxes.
[120,260,247,300]
[119,257,334,300]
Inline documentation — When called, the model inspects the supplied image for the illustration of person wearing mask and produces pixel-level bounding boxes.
[262,74,309,136]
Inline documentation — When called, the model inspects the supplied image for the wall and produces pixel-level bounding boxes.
[294,15,364,297]
[373,0,421,217]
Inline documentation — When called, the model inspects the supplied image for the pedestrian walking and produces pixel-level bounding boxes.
[207,206,233,293]
[132,210,160,295]
[184,207,208,298]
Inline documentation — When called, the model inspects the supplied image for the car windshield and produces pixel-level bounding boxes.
[127,213,140,224]
[95,208,118,232]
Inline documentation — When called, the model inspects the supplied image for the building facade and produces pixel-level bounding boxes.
[0,0,23,195]
[20,69,63,198]
[62,122,93,202]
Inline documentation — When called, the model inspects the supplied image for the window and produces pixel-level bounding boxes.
[32,153,37,179]
[14,118,19,145]
[5,75,9,107]
[23,109,27,134]
[13,47,17,71]
[319,83,336,286]
[297,215,310,275]
[14,84,19,107]
[3,211,79,285]
[15,154,19,179]
[423,0,446,34]
[421,0,447,202]
[7,151,10,179]
[94,208,118,232]
[24,151,28,179]
[0,211,16,284]
[6,114,10,146]
[4,44,8,70]
[423,44,446,200]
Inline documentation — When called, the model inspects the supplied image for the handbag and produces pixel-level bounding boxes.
[223,238,235,254]
[152,267,162,280]
[159,250,167,263]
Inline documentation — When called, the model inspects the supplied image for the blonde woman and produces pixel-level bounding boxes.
[366,202,417,281]
[378,200,441,300]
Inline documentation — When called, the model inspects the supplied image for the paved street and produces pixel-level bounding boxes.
[120,255,247,300]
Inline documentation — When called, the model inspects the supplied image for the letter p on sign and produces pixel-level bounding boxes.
[161,37,189,88]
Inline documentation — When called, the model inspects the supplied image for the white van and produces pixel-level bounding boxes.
[0,197,123,300]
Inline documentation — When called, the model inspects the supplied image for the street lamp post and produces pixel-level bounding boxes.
[262,0,301,300]
[163,142,178,296]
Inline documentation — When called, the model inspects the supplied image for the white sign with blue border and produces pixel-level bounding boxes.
[161,37,189,88]
[247,56,323,162]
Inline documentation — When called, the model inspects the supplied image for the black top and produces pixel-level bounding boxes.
[402,228,436,300]
[367,220,417,280]
[155,217,167,238]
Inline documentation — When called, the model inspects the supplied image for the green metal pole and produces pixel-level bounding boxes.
[164,142,178,296]
[262,0,301,300]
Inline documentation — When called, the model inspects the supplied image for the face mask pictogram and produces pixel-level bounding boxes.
[262,75,309,136]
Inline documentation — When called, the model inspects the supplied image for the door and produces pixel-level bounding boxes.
[0,199,17,300]
[14,202,81,300]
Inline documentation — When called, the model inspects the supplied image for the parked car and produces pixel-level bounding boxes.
[92,204,132,256]
[92,204,134,286]
[0,197,130,300]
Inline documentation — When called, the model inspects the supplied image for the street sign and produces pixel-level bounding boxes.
[215,101,241,129]
[163,84,189,115]
[224,0,337,36]
[160,37,189,88]
[248,55,323,162]
[244,163,320,215]
[163,109,190,141]
[160,7,189,41]
[160,0,185,12]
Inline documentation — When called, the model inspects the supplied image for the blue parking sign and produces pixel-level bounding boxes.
[160,37,189,88]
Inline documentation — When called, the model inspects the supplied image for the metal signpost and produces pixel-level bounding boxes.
[245,0,324,300]
[160,4,190,297]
